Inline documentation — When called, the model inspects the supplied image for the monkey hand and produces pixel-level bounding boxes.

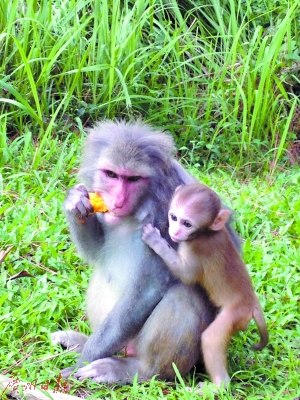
[142,224,164,253]
[64,184,93,224]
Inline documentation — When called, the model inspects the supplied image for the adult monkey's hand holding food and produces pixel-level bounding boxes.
[88,192,109,213]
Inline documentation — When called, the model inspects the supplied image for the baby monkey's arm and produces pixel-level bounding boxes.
[142,224,182,271]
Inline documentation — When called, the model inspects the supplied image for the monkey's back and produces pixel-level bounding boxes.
[188,230,256,308]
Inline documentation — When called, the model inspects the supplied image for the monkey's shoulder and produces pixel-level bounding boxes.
[181,237,213,261]
[177,242,205,274]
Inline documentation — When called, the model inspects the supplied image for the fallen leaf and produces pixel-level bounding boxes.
[0,246,13,264]
[8,271,35,281]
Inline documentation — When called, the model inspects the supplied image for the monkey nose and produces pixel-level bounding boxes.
[170,232,180,242]
[113,198,126,209]
[114,200,123,208]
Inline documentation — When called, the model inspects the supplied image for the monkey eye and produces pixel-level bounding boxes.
[169,213,177,221]
[127,176,141,182]
[183,221,192,228]
[104,170,118,179]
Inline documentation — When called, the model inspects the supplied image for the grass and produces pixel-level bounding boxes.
[0,0,299,168]
[1,135,299,399]
[0,0,300,398]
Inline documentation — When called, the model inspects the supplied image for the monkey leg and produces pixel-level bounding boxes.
[201,308,244,387]
[73,284,214,383]
[137,283,215,380]
[74,356,140,384]
[51,330,88,353]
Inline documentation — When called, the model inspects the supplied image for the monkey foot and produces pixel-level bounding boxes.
[74,357,140,384]
[192,380,229,395]
[61,366,77,379]
[51,330,88,353]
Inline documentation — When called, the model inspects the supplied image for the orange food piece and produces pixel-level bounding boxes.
[89,192,109,213]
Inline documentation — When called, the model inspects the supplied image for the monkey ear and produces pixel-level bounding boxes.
[175,185,183,193]
[210,209,231,231]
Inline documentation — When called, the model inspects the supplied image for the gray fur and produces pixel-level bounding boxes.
[54,121,238,383]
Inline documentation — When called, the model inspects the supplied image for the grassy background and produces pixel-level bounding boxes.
[0,0,299,399]
[1,0,299,168]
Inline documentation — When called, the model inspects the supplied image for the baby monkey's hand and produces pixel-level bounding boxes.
[142,224,164,252]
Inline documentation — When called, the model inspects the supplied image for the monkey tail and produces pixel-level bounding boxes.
[252,304,269,351]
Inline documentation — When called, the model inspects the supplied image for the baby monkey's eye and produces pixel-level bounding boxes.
[169,213,177,221]
[183,221,192,228]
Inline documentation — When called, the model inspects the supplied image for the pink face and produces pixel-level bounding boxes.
[93,166,149,223]
[168,208,194,243]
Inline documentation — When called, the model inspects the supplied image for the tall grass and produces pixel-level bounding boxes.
[0,0,299,167]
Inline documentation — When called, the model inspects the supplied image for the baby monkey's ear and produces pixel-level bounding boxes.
[174,185,183,193]
[210,209,232,231]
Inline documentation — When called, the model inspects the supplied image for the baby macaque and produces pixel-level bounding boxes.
[142,183,268,387]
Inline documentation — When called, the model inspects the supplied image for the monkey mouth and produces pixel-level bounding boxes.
[109,207,131,217]
[104,212,123,225]
[109,210,123,217]
[105,207,135,225]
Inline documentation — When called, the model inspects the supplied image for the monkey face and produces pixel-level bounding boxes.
[168,209,195,242]
[92,165,149,222]
[168,184,232,241]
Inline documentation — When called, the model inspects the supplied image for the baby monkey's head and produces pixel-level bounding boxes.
[168,183,230,242]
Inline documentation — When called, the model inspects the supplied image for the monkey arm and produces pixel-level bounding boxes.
[66,213,105,265]
[142,225,197,285]
[142,224,182,273]
[64,185,105,265]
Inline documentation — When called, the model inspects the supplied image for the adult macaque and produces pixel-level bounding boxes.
[142,183,268,387]
[52,121,223,383]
